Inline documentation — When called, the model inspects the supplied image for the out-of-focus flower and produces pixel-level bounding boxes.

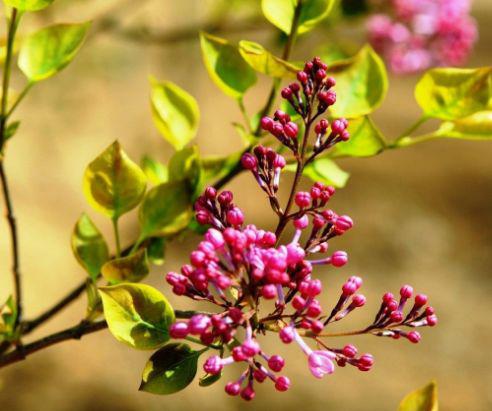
[368,0,478,73]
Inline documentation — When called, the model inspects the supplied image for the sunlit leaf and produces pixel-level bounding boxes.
[200,32,257,99]
[71,213,109,280]
[3,0,54,11]
[85,279,103,321]
[141,155,168,185]
[415,67,492,120]
[18,22,91,82]
[101,249,149,283]
[201,151,243,184]
[139,180,193,239]
[287,158,349,187]
[4,121,20,141]
[330,116,386,157]
[99,283,175,350]
[199,372,222,387]
[261,0,335,35]
[436,111,492,140]
[147,237,166,266]
[329,45,388,118]
[238,40,298,78]
[168,146,203,196]
[398,381,438,411]
[83,141,147,219]
[140,343,202,395]
[150,78,200,150]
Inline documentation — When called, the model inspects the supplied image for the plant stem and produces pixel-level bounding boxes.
[393,116,429,145]
[5,83,33,120]
[112,217,121,257]
[0,163,21,328]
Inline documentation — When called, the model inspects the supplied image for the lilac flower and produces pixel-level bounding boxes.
[368,0,478,73]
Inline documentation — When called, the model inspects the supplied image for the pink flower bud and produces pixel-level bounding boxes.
[383,292,394,304]
[284,121,299,139]
[261,284,277,299]
[205,228,224,249]
[311,320,324,334]
[261,116,274,131]
[275,376,291,392]
[325,76,336,87]
[281,87,293,99]
[225,382,241,396]
[279,326,294,343]
[352,294,366,307]
[407,331,421,343]
[226,207,244,226]
[294,215,309,229]
[414,293,428,307]
[331,250,348,267]
[335,215,354,232]
[308,350,335,378]
[203,355,223,375]
[170,322,189,339]
[295,191,311,208]
[342,344,357,358]
[292,295,306,310]
[205,186,217,199]
[427,314,438,326]
[241,386,255,401]
[188,315,211,335]
[297,71,308,83]
[400,285,414,299]
[359,353,374,368]
[253,368,267,382]
[268,355,285,372]
[232,346,247,361]
[218,190,233,205]
[390,310,403,322]
[315,69,327,81]
[241,153,257,170]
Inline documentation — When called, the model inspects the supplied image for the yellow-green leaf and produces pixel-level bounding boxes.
[140,343,201,395]
[71,213,109,280]
[436,111,492,140]
[200,32,257,99]
[168,145,203,197]
[3,0,54,11]
[331,116,386,157]
[18,22,91,82]
[99,283,175,350]
[415,67,492,120]
[101,249,149,283]
[83,141,147,219]
[398,381,438,411]
[261,0,335,35]
[287,158,349,187]
[238,40,298,78]
[147,237,166,266]
[329,45,388,118]
[139,180,193,239]
[141,155,168,185]
[150,78,200,150]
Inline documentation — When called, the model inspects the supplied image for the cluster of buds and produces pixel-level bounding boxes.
[194,187,244,230]
[260,57,349,158]
[241,145,286,197]
[368,0,477,73]
[163,57,437,400]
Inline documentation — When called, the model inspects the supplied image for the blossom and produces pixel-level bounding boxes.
[368,0,478,73]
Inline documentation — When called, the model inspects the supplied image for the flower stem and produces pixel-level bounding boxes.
[112,217,122,258]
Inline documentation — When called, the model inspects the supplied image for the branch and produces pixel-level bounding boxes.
[0,310,210,368]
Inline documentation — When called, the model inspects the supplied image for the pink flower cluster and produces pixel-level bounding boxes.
[368,0,478,73]
[164,56,437,400]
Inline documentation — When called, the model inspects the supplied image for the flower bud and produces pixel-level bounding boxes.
[279,326,294,343]
[170,322,189,339]
[331,250,348,267]
[241,153,257,170]
[268,355,285,372]
[275,376,291,392]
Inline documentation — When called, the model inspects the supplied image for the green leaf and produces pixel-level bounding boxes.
[287,158,349,187]
[238,40,298,78]
[99,283,175,350]
[83,141,147,219]
[101,249,149,283]
[261,0,335,35]
[147,237,166,266]
[199,32,257,99]
[168,146,203,195]
[4,121,20,141]
[199,372,223,387]
[85,279,103,321]
[141,155,168,185]
[150,78,200,150]
[398,381,438,411]
[329,45,388,118]
[1,295,17,332]
[201,151,243,184]
[415,67,492,121]
[140,343,202,395]
[71,213,109,280]
[3,0,54,11]
[331,116,386,157]
[436,111,492,140]
[18,22,91,82]
[139,180,193,239]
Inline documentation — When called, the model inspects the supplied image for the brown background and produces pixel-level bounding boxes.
[0,0,491,410]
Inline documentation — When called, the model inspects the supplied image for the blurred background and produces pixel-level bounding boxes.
[0,0,491,410]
